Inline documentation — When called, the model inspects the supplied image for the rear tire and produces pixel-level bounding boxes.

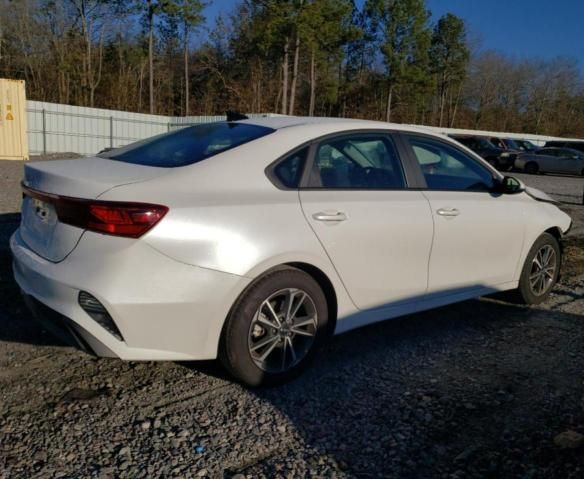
[512,233,561,305]
[524,162,539,175]
[219,267,329,387]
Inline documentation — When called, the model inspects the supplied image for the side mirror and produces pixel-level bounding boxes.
[498,176,525,194]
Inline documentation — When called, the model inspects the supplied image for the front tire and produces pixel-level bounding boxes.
[219,267,329,386]
[514,233,561,304]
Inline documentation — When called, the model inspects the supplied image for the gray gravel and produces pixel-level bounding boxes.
[0,161,25,215]
[0,159,583,478]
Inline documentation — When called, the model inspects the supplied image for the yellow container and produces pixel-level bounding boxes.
[0,79,29,160]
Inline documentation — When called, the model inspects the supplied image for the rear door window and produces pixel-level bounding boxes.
[99,122,274,167]
[307,135,405,189]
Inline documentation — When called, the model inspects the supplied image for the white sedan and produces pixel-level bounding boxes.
[11,117,572,385]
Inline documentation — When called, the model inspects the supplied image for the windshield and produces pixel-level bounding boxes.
[98,122,275,167]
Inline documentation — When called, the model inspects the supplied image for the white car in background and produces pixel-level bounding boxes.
[11,117,572,386]
[514,147,584,176]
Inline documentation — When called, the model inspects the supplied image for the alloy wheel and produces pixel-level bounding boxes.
[247,288,318,373]
[529,244,557,296]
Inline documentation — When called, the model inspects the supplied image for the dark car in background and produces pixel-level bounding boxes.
[489,137,538,152]
[449,135,516,170]
[489,137,519,151]
[514,147,584,176]
[545,140,584,153]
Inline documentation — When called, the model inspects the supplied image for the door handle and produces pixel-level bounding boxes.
[312,211,347,222]
[436,208,460,217]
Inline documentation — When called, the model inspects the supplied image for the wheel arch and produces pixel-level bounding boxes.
[544,226,563,241]
[544,226,565,256]
[220,261,339,348]
[285,261,338,336]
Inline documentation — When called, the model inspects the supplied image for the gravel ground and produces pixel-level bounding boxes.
[0,159,583,478]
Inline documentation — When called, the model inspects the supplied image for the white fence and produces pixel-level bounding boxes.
[28,101,171,155]
[27,101,273,156]
[26,100,583,156]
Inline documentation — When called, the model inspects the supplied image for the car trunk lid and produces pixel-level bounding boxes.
[20,157,168,262]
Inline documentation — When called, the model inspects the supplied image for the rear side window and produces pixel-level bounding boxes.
[99,122,274,167]
[273,148,308,188]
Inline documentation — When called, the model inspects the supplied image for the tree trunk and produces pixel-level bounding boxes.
[289,32,300,115]
[85,22,92,106]
[281,37,289,115]
[438,87,447,127]
[385,84,393,122]
[308,48,316,116]
[449,82,463,127]
[75,1,92,106]
[256,62,263,112]
[148,0,155,114]
[89,27,105,109]
[184,33,189,116]
[138,60,146,112]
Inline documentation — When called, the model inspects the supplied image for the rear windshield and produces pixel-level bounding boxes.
[98,122,274,167]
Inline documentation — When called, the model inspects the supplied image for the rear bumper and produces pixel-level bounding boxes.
[21,293,112,356]
[11,229,251,360]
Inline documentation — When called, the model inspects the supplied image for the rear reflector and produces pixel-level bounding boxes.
[78,291,124,341]
[22,184,168,238]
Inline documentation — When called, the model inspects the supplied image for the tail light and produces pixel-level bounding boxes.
[22,184,168,238]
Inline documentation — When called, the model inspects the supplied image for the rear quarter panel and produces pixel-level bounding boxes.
[98,128,360,325]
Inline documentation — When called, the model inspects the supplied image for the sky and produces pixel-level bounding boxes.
[202,0,584,69]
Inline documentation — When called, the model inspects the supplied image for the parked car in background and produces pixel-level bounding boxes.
[514,147,584,175]
[489,137,538,152]
[450,135,516,170]
[488,137,518,151]
[513,139,538,152]
[545,140,584,153]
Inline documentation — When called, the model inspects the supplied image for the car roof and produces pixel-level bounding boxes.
[238,115,440,136]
